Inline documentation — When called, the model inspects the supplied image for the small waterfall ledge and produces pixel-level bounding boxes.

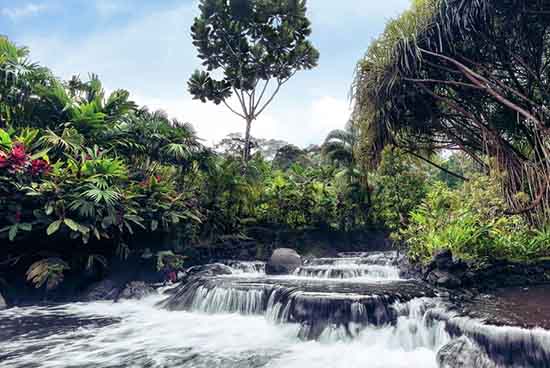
[160,252,550,367]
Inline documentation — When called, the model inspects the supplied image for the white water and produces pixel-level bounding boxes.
[0,253,451,368]
[0,296,449,368]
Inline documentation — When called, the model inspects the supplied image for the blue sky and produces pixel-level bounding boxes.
[0,0,410,146]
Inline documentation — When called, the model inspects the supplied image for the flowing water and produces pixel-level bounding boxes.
[1,251,548,367]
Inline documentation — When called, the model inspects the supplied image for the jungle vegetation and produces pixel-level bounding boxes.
[2,0,550,292]
[353,0,550,264]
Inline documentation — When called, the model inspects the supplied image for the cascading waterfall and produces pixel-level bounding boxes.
[1,251,550,367]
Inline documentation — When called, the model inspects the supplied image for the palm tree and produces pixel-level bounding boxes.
[322,120,372,224]
[321,120,359,168]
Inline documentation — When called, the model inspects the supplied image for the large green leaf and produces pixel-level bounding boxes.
[46,220,63,236]
[64,218,80,232]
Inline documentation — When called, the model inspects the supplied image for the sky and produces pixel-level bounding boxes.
[0,0,411,147]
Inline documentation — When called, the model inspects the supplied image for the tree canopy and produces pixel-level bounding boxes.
[188,0,319,161]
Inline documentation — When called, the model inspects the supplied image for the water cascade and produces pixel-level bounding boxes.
[1,251,550,367]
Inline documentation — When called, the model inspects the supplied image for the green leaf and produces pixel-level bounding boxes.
[64,218,80,231]
[78,224,90,234]
[9,225,18,241]
[29,147,51,160]
[0,128,12,149]
[18,223,32,232]
[45,203,54,215]
[47,220,63,236]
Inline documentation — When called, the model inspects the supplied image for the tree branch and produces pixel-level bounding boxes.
[255,81,282,118]
[253,79,270,113]
[403,149,470,181]
[223,100,246,119]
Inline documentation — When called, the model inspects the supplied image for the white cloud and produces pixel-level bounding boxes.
[132,93,350,147]
[2,3,47,19]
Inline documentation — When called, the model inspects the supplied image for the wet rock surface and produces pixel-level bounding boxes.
[179,263,233,282]
[265,248,302,275]
[437,336,496,368]
[82,279,121,301]
[399,249,550,292]
[117,281,156,301]
[459,284,550,330]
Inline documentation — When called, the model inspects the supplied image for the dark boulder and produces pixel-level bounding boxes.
[117,281,155,301]
[433,249,454,269]
[437,336,496,368]
[0,292,6,310]
[428,269,463,289]
[82,279,121,301]
[265,248,302,275]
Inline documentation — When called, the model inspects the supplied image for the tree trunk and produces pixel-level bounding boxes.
[243,117,253,162]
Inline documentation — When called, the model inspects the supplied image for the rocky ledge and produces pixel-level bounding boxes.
[399,249,550,291]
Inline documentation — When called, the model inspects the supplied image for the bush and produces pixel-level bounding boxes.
[370,147,428,232]
[401,175,550,265]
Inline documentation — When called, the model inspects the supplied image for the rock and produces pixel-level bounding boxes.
[0,292,7,310]
[429,270,463,289]
[118,281,155,301]
[265,248,302,275]
[176,263,234,285]
[433,249,454,270]
[83,279,121,301]
[397,254,423,279]
[186,263,233,278]
[437,336,496,368]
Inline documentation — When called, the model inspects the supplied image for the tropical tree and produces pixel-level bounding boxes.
[353,0,550,226]
[187,0,319,162]
[322,120,358,168]
[322,120,372,226]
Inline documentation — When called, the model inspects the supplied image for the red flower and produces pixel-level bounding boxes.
[0,151,8,169]
[155,175,162,182]
[10,143,27,163]
[15,210,21,223]
[8,143,30,173]
[31,159,51,176]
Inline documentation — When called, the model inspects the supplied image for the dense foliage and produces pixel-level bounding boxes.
[0,36,367,291]
[3,0,550,293]
[353,0,550,225]
[402,176,550,265]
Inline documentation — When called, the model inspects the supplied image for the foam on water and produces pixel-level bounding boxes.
[0,294,449,368]
[8,252,545,367]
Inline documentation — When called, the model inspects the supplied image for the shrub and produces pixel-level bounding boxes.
[402,175,550,265]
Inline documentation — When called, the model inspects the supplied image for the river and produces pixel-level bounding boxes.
[0,252,548,367]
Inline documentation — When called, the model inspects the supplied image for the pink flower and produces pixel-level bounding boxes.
[15,210,21,223]
[31,159,51,176]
